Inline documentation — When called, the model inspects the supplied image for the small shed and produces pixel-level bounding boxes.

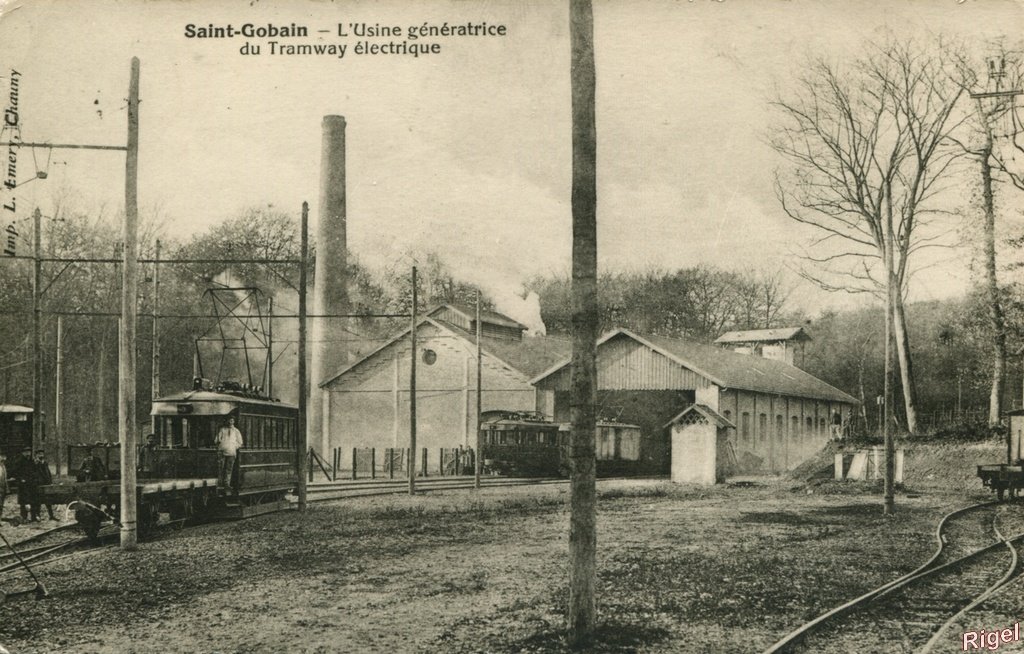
[663,404,734,485]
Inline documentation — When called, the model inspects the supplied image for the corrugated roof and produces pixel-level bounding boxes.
[429,303,527,331]
[714,326,811,344]
[320,317,569,387]
[533,329,857,405]
[444,323,570,379]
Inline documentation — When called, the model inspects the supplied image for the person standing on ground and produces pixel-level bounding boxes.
[215,415,244,494]
[830,410,844,441]
[13,447,37,521]
[33,449,55,521]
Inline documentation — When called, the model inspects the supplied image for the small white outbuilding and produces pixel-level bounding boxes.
[663,404,735,485]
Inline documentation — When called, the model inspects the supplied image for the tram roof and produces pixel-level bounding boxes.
[151,390,296,414]
[0,404,32,414]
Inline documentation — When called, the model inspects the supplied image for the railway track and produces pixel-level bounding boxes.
[303,474,647,501]
[763,501,1024,654]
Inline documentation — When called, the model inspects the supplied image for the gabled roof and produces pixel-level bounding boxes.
[532,328,857,405]
[319,317,568,387]
[662,404,735,430]
[428,303,527,331]
[714,327,811,344]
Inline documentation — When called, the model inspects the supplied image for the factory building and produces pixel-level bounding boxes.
[531,328,858,475]
[318,306,568,470]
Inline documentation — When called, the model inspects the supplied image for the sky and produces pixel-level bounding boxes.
[0,0,1022,329]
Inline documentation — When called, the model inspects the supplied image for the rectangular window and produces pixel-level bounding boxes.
[619,428,640,461]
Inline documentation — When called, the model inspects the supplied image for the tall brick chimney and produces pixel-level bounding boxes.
[309,115,348,455]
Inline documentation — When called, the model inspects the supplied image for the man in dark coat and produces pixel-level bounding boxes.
[77,447,108,482]
[32,449,55,521]
[12,447,39,521]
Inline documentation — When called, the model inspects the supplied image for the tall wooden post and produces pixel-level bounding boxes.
[32,207,41,452]
[120,56,141,550]
[408,266,417,495]
[883,183,895,516]
[297,202,309,511]
[474,289,482,488]
[267,296,274,397]
[55,315,63,477]
[151,239,160,400]
[568,0,598,645]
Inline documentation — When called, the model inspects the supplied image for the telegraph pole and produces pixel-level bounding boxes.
[32,208,41,453]
[297,202,308,511]
[474,289,482,489]
[151,239,160,400]
[409,265,417,496]
[119,57,140,550]
[55,316,63,478]
[568,0,598,644]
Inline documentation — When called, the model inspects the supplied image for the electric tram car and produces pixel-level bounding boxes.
[478,410,644,477]
[42,379,300,539]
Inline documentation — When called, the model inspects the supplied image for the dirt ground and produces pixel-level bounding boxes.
[0,469,990,654]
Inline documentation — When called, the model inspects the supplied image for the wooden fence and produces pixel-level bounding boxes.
[310,447,477,481]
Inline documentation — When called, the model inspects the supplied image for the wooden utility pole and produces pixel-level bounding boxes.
[267,297,274,397]
[151,239,160,400]
[883,185,895,516]
[568,0,598,645]
[32,207,41,452]
[119,57,141,550]
[55,316,63,477]
[474,290,482,488]
[409,266,417,496]
[297,202,309,512]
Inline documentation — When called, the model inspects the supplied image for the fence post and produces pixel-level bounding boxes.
[371,448,376,480]
[352,447,357,480]
[387,448,394,479]
[421,447,427,477]
[308,449,313,482]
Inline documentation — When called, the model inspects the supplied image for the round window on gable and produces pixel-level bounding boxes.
[422,349,437,365]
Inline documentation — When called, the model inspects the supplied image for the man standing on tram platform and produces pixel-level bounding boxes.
[215,415,243,494]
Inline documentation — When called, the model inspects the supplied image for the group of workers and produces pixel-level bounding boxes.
[0,415,244,523]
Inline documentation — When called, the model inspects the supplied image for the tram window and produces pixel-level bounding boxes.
[597,427,615,460]
[620,428,640,461]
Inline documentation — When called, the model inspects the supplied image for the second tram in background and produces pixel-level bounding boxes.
[43,378,300,539]
[478,410,645,477]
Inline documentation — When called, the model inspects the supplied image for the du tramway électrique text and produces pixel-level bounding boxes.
[184,22,507,58]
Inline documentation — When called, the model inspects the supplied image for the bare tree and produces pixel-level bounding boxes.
[957,47,1024,425]
[770,38,973,434]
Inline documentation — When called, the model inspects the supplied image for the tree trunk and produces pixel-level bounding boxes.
[568,0,598,646]
[891,289,918,433]
[980,139,1006,426]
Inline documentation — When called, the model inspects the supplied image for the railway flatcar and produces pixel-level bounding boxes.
[42,379,299,539]
[978,409,1024,501]
[478,410,644,477]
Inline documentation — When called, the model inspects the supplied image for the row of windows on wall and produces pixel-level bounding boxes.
[722,409,829,441]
